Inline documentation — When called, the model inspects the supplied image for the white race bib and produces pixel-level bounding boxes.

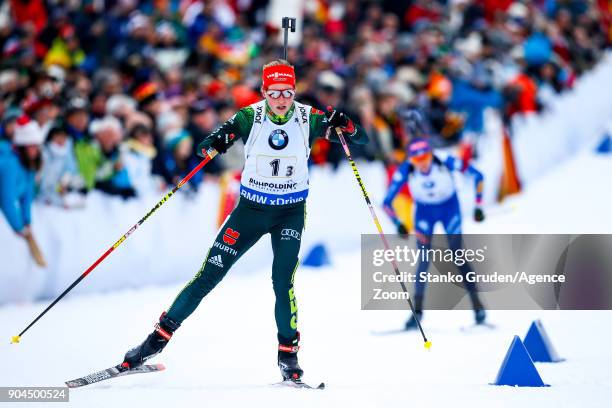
[240,101,311,205]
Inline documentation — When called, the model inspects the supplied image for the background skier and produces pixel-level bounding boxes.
[383,138,486,329]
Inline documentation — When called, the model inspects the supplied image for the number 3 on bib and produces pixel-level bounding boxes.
[256,155,297,178]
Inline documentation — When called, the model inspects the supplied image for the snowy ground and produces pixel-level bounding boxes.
[1,151,611,407]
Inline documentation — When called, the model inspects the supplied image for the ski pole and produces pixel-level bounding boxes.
[11,148,219,344]
[333,127,431,349]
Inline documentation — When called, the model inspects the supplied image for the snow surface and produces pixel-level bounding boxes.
[1,151,611,407]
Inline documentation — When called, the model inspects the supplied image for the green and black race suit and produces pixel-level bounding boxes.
[165,101,368,342]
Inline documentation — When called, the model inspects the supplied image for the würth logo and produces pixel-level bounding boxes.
[223,228,240,245]
[208,254,224,268]
[213,241,238,256]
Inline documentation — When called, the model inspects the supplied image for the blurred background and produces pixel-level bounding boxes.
[1,0,612,303]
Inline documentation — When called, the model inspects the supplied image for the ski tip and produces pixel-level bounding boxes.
[154,363,166,371]
[65,378,86,388]
[10,335,20,344]
[272,379,325,390]
[424,340,432,350]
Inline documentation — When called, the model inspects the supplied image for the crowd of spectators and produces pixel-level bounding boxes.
[0,0,610,237]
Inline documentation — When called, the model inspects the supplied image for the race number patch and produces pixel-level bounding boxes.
[256,155,297,178]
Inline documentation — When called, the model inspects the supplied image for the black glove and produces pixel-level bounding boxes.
[326,106,355,134]
[200,132,235,156]
[474,207,485,222]
[397,223,409,238]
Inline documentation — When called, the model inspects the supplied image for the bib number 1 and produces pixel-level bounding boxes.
[256,155,296,178]
[270,159,294,177]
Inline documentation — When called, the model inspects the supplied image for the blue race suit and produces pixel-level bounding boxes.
[383,155,484,308]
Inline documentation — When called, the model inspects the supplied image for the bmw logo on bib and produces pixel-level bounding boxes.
[268,129,289,150]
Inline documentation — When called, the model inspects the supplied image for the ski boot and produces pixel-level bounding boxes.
[469,292,486,325]
[404,310,423,330]
[278,333,303,381]
[122,312,180,369]
[474,308,487,325]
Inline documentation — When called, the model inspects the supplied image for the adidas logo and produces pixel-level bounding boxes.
[208,254,224,268]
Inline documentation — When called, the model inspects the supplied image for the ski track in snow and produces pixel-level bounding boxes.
[2,152,612,407]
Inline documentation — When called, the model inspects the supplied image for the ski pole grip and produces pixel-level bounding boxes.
[201,147,218,159]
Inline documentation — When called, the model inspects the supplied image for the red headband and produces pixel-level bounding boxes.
[262,64,296,89]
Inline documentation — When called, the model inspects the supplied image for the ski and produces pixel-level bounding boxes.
[272,379,325,390]
[65,363,165,388]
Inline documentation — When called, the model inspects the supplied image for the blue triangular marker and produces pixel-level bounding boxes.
[596,135,611,153]
[302,243,331,267]
[492,335,549,387]
[524,320,564,363]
